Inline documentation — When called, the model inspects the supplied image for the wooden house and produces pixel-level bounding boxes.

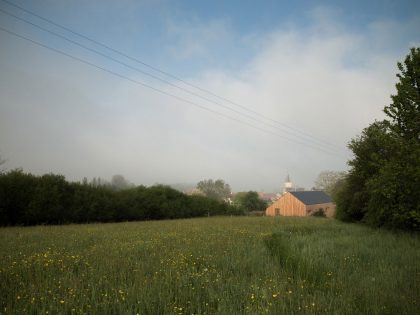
[265,191,335,218]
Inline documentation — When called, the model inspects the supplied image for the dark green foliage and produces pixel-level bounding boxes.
[233,191,267,212]
[384,48,420,141]
[0,169,37,225]
[26,174,73,224]
[0,170,237,226]
[364,139,420,229]
[71,184,118,223]
[335,48,420,230]
[311,208,326,217]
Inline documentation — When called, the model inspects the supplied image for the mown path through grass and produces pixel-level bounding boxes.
[0,217,419,314]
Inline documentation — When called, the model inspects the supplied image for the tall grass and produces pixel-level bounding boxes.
[0,217,418,314]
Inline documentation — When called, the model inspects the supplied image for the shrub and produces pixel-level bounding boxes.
[0,170,241,226]
[311,208,326,217]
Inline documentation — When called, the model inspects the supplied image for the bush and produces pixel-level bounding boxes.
[311,208,326,217]
[0,170,240,226]
[335,48,420,231]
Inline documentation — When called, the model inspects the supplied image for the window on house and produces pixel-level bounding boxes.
[275,208,280,216]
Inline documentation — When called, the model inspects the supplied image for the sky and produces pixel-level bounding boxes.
[0,0,419,192]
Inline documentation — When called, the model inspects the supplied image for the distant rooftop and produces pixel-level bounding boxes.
[289,191,333,205]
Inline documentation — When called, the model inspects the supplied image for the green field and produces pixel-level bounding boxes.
[0,217,419,314]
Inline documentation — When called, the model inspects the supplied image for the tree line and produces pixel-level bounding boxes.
[0,170,243,226]
[194,179,267,212]
[334,47,420,231]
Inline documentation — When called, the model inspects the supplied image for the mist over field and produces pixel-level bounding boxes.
[1,1,419,191]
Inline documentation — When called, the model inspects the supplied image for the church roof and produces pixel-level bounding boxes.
[289,191,333,205]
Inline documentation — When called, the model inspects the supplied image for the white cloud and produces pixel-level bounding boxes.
[159,12,414,189]
[0,7,418,191]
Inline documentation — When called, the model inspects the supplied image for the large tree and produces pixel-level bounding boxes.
[384,47,420,141]
[234,191,267,212]
[196,179,231,201]
[336,48,420,230]
[313,170,346,196]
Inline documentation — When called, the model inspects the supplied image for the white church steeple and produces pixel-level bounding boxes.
[284,174,293,193]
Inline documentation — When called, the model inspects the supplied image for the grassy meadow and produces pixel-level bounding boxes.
[0,217,419,314]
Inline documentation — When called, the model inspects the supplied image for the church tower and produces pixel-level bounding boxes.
[283,174,293,193]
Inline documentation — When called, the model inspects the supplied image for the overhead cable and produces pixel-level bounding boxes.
[0,0,344,152]
[0,25,346,157]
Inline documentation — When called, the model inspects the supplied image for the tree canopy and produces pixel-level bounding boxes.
[233,191,267,212]
[384,48,420,141]
[335,47,420,230]
[196,179,231,201]
[313,170,346,196]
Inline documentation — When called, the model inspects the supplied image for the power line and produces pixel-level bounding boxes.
[0,25,345,157]
[0,7,346,154]
[0,0,344,152]
[0,7,343,154]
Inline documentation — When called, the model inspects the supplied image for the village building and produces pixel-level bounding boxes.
[265,191,336,218]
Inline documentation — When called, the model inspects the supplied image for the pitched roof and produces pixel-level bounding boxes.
[289,191,333,205]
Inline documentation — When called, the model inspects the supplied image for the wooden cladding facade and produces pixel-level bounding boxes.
[265,192,336,218]
[266,192,305,216]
